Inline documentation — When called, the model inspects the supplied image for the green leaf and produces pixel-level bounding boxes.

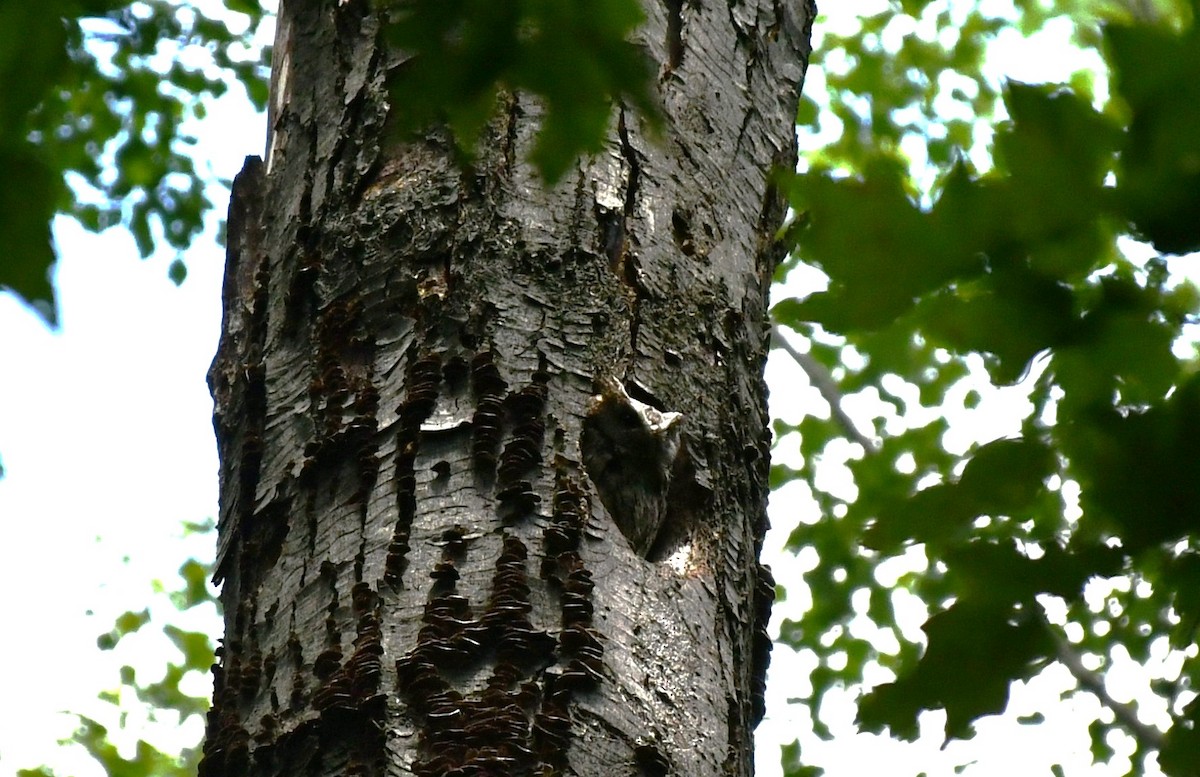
[996,83,1118,234]
[1067,375,1200,552]
[957,437,1055,515]
[0,147,60,324]
[781,738,825,777]
[97,608,151,650]
[1,0,270,322]
[1160,697,1200,774]
[382,0,660,183]
[944,540,1121,607]
[167,258,187,286]
[164,625,216,673]
[787,159,983,332]
[796,94,819,128]
[918,261,1077,385]
[1107,19,1200,253]
[1165,553,1200,647]
[1088,718,1116,763]
[865,438,1054,552]
[858,600,1049,742]
[175,559,214,609]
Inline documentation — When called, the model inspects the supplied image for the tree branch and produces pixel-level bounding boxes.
[1041,615,1167,751]
[770,326,1169,752]
[770,326,878,454]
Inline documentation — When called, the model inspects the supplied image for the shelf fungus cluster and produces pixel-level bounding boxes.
[381,352,445,590]
[378,347,607,776]
[206,320,720,777]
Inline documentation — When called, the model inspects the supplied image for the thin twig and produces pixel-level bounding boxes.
[770,326,878,454]
[772,324,1169,751]
[1041,614,1167,751]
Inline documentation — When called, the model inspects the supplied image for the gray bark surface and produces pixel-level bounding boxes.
[203,1,811,775]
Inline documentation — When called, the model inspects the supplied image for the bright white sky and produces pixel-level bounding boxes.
[0,97,238,775]
[0,2,1179,776]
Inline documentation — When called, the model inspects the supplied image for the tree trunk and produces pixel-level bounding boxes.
[202,1,810,775]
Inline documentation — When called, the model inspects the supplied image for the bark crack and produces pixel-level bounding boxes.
[503,91,520,178]
[664,0,684,75]
[616,108,644,355]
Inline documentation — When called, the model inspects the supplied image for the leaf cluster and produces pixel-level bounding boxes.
[20,552,218,777]
[774,0,1200,772]
[1,0,269,324]
[379,0,660,183]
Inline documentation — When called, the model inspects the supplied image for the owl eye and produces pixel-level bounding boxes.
[609,403,645,433]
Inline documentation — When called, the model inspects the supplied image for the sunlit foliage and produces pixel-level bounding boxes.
[1,0,269,323]
[772,0,1200,773]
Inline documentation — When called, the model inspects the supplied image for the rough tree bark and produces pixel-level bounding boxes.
[202,1,811,775]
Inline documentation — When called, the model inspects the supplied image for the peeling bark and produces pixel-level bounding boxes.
[203,1,811,775]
